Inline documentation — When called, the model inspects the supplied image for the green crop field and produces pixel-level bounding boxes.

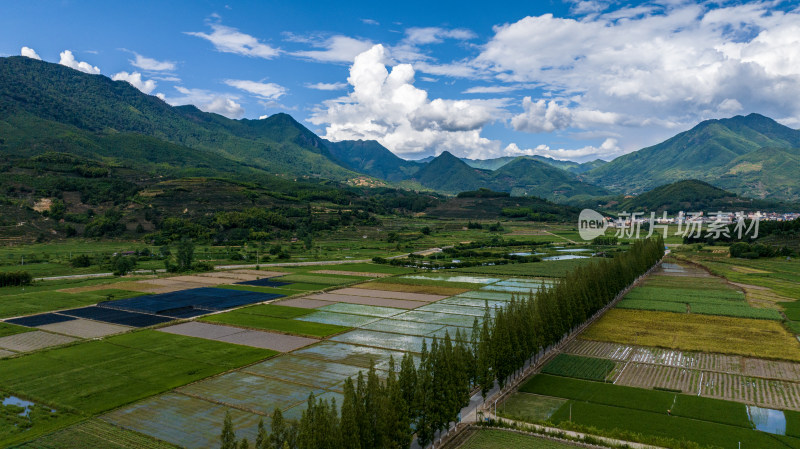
[541,354,616,381]
[0,331,275,415]
[522,375,800,449]
[497,392,567,423]
[371,277,482,290]
[452,258,597,278]
[0,322,33,337]
[231,303,316,319]
[0,286,145,319]
[457,429,580,449]
[272,273,362,285]
[217,283,322,295]
[18,419,179,449]
[549,400,799,449]
[690,303,783,320]
[617,299,687,313]
[201,309,350,337]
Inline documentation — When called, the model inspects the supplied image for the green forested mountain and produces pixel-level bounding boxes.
[585,114,800,201]
[613,180,791,213]
[411,151,489,193]
[323,139,422,181]
[0,56,355,180]
[407,152,608,201]
[489,157,609,200]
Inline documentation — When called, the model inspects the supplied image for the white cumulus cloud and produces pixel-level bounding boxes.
[112,71,157,94]
[224,79,286,100]
[306,82,348,91]
[403,27,477,45]
[309,44,501,158]
[130,53,176,71]
[58,50,100,74]
[163,86,244,119]
[186,23,280,59]
[20,46,40,60]
[476,2,800,140]
[506,138,624,161]
[291,35,374,63]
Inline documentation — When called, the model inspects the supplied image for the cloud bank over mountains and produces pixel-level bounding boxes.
[15,1,800,161]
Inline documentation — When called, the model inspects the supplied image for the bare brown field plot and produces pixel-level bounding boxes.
[311,270,391,277]
[273,297,330,309]
[0,330,77,352]
[582,309,800,362]
[38,319,132,338]
[334,287,446,302]
[350,282,468,296]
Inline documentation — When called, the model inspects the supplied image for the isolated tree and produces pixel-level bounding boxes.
[339,377,361,449]
[221,411,237,449]
[176,236,195,271]
[256,418,268,449]
[268,408,287,449]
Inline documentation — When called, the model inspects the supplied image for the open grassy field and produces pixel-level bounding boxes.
[456,429,581,449]
[522,375,800,449]
[582,309,800,361]
[0,330,275,415]
[200,308,350,337]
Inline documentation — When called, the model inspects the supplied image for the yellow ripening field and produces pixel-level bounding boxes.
[582,309,800,362]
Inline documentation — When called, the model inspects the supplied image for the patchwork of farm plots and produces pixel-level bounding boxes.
[499,259,800,449]
[102,274,552,448]
[1,259,568,448]
[507,374,800,449]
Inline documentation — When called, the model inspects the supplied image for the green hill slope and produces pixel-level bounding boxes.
[586,113,800,201]
[0,56,354,180]
[614,180,790,213]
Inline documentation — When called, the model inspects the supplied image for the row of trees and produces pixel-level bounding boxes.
[220,236,665,449]
[0,271,32,287]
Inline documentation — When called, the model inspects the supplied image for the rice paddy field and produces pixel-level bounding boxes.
[93,265,569,447]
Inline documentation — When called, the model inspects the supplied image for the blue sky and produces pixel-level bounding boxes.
[2,0,799,162]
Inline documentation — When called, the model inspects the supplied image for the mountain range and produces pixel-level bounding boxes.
[1,55,799,204]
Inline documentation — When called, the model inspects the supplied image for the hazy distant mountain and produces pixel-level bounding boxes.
[461,155,606,174]
[323,139,421,181]
[408,151,608,201]
[586,113,800,201]
[461,156,517,171]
